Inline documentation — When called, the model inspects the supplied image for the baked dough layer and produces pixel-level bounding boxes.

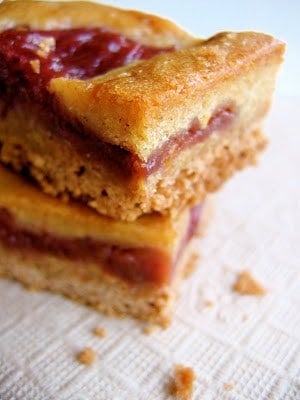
[0,243,193,325]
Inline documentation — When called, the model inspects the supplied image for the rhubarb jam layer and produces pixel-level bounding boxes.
[0,27,172,103]
[0,27,235,181]
[0,205,201,286]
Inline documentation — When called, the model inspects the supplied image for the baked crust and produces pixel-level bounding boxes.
[0,1,285,220]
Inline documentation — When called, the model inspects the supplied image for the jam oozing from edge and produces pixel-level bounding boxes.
[0,27,172,108]
[0,205,202,285]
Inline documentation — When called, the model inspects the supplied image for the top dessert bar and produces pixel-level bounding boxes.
[0,1,285,221]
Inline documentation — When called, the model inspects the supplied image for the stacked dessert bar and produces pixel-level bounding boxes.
[0,1,284,324]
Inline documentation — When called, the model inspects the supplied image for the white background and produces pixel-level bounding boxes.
[100,0,300,98]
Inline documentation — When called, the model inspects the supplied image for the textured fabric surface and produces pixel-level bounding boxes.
[0,97,299,400]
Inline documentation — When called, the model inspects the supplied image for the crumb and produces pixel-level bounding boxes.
[224,383,234,391]
[93,327,107,338]
[204,300,214,308]
[170,364,196,400]
[183,253,200,278]
[142,324,158,335]
[242,314,249,321]
[161,317,171,329]
[37,37,56,58]
[233,270,266,295]
[77,347,97,365]
[29,59,40,74]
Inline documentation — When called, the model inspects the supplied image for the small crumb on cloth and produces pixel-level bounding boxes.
[183,253,200,278]
[204,300,214,308]
[77,348,97,365]
[93,327,107,338]
[224,382,234,391]
[170,364,196,400]
[142,324,158,335]
[233,270,266,295]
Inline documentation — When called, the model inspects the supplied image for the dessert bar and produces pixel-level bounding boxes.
[0,165,204,324]
[0,1,285,221]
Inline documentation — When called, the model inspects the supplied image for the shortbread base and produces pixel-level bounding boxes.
[0,239,199,326]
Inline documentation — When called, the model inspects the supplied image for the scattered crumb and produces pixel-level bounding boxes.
[233,270,266,295]
[93,327,107,338]
[142,324,158,335]
[204,300,214,308]
[77,347,97,365]
[170,364,196,400]
[242,314,249,321]
[29,59,40,74]
[183,253,200,279]
[224,383,234,391]
[161,317,171,329]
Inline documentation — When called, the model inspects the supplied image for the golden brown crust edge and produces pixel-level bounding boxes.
[0,0,196,47]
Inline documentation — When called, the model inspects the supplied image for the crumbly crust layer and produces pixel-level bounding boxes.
[0,245,175,325]
[0,116,267,220]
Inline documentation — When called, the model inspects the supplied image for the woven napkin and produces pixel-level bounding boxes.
[0,97,299,400]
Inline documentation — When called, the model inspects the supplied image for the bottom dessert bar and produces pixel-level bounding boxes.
[0,165,205,325]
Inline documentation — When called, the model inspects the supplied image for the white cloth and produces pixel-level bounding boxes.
[0,97,299,400]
